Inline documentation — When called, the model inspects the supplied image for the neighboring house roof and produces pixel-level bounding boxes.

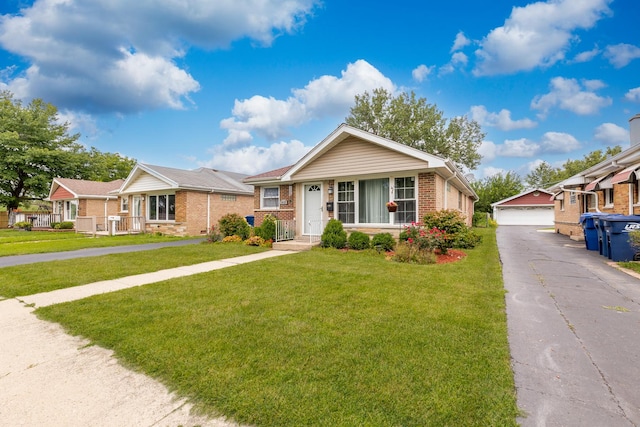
[119,163,253,195]
[245,123,478,199]
[47,178,124,201]
[491,188,554,208]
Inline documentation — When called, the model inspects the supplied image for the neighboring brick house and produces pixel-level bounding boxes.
[47,178,124,223]
[118,163,254,236]
[550,114,640,238]
[244,124,477,237]
[491,188,555,225]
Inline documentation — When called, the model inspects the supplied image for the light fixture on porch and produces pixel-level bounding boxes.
[328,185,334,194]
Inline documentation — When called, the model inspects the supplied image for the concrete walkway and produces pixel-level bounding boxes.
[0,250,294,427]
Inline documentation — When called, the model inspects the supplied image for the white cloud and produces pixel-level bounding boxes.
[531,77,612,117]
[594,123,629,145]
[473,0,612,76]
[451,31,471,52]
[0,0,319,112]
[470,105,537,131]
[626,87,640,103]
[220,60,395,145]
[499,138,540,157]
[203,139,312,175]
[478,140,497,162]
[540,131,580,153]
[412,64,434,82]
[56,110,99,139]
[481,166,508,179]
[571,46,600,63]
[604,43,640,68]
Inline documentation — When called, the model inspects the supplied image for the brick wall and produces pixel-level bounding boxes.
[253,184,297,227]
[418,172,436,219]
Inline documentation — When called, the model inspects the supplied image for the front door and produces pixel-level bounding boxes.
[304,184,322,235]
[132,196,142,231]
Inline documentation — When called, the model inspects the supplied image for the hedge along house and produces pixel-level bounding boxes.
[117,163,254,236]
[550,113,640,238]
[46,178,124,226]
[244,124,478,240]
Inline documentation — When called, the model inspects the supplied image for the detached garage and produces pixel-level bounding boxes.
[492,188,555,225]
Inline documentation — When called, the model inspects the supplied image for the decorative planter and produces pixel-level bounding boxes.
[386,204,398,212]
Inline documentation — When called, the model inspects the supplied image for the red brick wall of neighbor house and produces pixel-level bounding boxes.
[501,192,553,206]
[418,172,437,219]
[210,193,254,232]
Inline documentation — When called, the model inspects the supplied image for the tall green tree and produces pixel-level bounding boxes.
[471,171,524,213]
[0,91,135,210]
[345,88,484,171]
[556,145,622,181]
[525,161,561,189]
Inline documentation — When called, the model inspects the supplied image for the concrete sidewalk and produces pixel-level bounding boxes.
[0,250,294,427]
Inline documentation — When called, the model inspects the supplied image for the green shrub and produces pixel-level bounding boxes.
[422,210,468,235]
[629,230,640,249]
[244,235,271,247]
[472,212,490,228]
[56,221,74,229]
[371,232,396,252]
[13,221,32,231]
[218,213,250,240]
[348,231,370,250]
[222,235,243,243]
[450,228,482,249]
[50,222,59,229]
[254,214,276,241]
[320,219,347,249]
[392,242,436,264]
[205,225,223,243]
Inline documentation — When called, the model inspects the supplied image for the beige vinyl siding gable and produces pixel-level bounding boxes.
[291,136,428,181]
[125,172,174,193]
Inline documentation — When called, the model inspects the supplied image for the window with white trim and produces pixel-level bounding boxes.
[221,194,236,201]
[148,194,175,221]
[394,176,416,224]
[65,200,78,221]
[337,181,355,223]
[604,189,614,206]
[569,193,577,205]
[261,187,279,209]
[121,196,129,212]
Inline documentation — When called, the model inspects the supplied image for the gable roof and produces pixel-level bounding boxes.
[491,188,554,207]
[119,163,253,195]
[47,178,124,200]
[245,124,477,199]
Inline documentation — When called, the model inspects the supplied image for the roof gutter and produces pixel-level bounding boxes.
[559,186,600,213]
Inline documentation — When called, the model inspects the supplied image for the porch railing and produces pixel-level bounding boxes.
[307,219,325,244]
[76,216,145,235]
[275,220,296,242]
[9,212,61,228]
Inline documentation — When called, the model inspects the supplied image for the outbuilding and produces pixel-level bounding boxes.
[491,188,554,226]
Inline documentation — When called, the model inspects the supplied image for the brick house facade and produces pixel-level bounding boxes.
[118,164,254,237]
[245,124,477,237]
[47,178,123,223]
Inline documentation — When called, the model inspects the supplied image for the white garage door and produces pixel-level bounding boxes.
[495,207,554,226]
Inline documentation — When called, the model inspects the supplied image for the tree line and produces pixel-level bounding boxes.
[0,91,135,211]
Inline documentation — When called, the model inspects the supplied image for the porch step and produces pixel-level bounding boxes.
[272,238,320,251]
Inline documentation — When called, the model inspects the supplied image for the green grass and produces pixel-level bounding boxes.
[618,261,640,273]
[0,243,268,298]
[0,229,198,257]
[37,228,518,426]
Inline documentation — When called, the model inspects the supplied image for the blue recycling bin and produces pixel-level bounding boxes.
[594,216,611,257]
[245,215,255,227]
[603,215,640,261]
[580,213,604,251]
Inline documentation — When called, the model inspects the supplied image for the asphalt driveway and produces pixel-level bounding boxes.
[498,226,640,427]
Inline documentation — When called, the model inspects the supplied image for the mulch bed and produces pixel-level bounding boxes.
[434,249,467,264]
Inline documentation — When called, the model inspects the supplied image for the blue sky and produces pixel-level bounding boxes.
[0,0,638,181]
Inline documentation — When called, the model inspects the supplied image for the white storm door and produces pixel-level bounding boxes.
[303,184,322,234]
[132,196,142,231]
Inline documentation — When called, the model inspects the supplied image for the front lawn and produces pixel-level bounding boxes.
[0,229,198,257]
[0,243,268,298]
[37,228,518,426]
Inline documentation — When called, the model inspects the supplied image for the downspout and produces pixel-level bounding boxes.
[629,184,634,215]
[207,192,211,231]
[560,187,600,213]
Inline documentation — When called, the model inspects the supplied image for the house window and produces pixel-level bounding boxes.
[569,193,577,205]
[588,194,596,209]
[394,176,416,224]
[458,191,463,210]
[359,178,389,224]
[337,181,355,223]
[65,201,78,221]
[604,189,614,206]
[221,194,236,201]
[261,187,279,209]
[148,194,175,221]
[121,197,129,212]
[560,198,565,211]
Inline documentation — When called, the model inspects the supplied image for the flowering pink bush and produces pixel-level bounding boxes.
[399,222,449,254]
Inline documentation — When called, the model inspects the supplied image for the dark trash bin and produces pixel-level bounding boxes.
[603,215,640,262]
[595,214,622,257]
[245,215,255,227]
[580,213,605,251]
